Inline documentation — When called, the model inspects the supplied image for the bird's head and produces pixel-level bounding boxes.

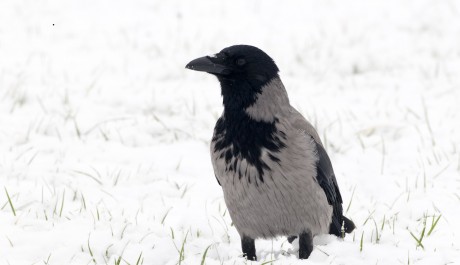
[186,45,281,110]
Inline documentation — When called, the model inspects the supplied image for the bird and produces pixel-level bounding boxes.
[185,45,355,261]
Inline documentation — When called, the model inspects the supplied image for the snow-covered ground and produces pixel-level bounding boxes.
[1,0,459,264]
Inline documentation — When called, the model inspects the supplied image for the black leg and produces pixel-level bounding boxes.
[241,236,257,261]
[298,231,313,259]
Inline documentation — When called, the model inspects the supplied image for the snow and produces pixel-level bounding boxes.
[1,0,460,264]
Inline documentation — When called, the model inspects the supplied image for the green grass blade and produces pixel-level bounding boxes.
[409,230,425,249]
[200,244,213,265]
[4,187,16,216]
[427,215,441,236]
[135,252,143,265]
[178,231,189,265]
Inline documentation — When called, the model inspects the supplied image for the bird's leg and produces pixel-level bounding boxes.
[241,236,257,261]
[298,230,313,259]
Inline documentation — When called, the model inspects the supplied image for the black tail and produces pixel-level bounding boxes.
[342,216,356,234]
[329,213,356,237]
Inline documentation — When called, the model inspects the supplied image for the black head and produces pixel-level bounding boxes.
[186,45,280,109]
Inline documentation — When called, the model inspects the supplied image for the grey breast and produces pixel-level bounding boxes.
[210,111,332,239]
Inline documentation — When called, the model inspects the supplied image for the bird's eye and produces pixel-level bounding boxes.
[235,58,246,66]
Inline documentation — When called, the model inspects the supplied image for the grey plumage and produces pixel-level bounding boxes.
[211,77,332,239]
[186,45,355,261]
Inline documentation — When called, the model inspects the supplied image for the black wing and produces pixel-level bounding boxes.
[314,142,344,236]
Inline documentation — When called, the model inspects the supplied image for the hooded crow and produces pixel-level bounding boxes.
[186,45,355,261]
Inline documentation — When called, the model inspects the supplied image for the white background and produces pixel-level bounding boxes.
[1,0,459,264]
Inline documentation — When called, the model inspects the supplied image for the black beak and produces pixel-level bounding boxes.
[185,56,231,75]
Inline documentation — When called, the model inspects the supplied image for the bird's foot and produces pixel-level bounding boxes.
[298,231,313,259]
[241,236,257,261]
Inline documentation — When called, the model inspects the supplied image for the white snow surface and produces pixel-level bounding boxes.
[1,0,460,264]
